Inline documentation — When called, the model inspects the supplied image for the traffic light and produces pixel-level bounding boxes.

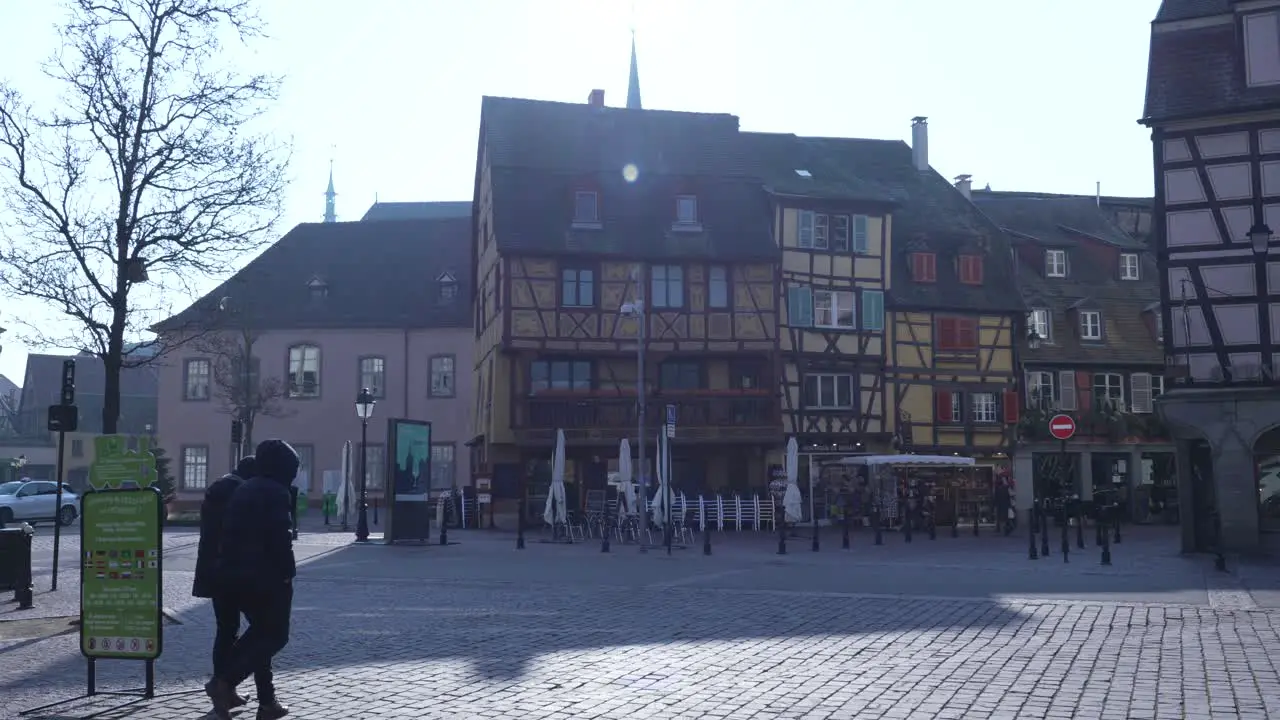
[231,419,243,445]
[60,359,75,406]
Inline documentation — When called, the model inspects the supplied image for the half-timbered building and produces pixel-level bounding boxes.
[1141,0,1280,551]
[970,189,1174,525]
[739,133,896,465]
[468,91,780,517]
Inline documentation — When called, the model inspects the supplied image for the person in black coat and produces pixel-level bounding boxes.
[193,455,260,711]
[206,439,299,720]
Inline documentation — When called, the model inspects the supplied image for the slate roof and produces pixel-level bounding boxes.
[1142,6,1280,123]
[361,201,472,221]
[477,96,775,260]
[971,193,1163,366]
[154,215,471,332]
[736,133,897,204]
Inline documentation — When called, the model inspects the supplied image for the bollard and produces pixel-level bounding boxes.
[841,499,851,550]
[439,501,448,546]
[601,513,611,553]
[1213,509,1227,572]
[1,525,35,610]
[703,516,712,556]
[1113,508,1122,544]
[777,498,787,555]
[904,506,913,543]
[1028,504,1038,560]
[973,504,979,537]
[373,497,379,525]
[1100,506,1112,566]
[1060,504,1069,563]
[516,496,526,550]
[1076,503,1085,549]
[811,512,819,552]
[1040,505,1050,558]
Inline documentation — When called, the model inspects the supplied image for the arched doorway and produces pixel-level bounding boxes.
[1255,426,1280,533]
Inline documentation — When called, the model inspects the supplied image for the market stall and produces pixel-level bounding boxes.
[823,455,982,535]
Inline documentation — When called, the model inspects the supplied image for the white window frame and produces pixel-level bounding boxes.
[970,392,997,423]
[1120,253,1140,280]
[364,444,386,490]
[287,345,321,398]
[1154,313,1164,342]
[1079,310,1102,340]
[1092,373,1124,411]
[429,355,455,397]
[804,373,854,410]
[359,356,386,398]
[574,191,599,224]
[1026,371,1056,409]
[651,265,684,308]
[181,446,210,491]
[708,265,729,308]
[1027,308,1051,344]
[813,289,856,329]
[798,210,815,248]
[675,195,698,224]
[1046,249,1067,277]
[430,443,456,490]
[942,392,962,423]
[1151,374,1165,399]
[184,359,211,400]
[1131,372,1155,413]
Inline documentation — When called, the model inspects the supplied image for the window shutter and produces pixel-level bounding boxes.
[853,215,869,252]
[798,211,814,248]
[1075,371,1093,411]
[934,390,953,422]
[1002,390,1020,424]
[958,319,977,348]
[788,285,813,327]
[1131,372,1153,413]
[1057,370,1077,411]
[1025,372,1038,406]
[862,290,884,330]
[936,318,953,349]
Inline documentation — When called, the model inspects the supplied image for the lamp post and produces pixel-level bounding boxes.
[355,387,376,542]
[621,295,648,549]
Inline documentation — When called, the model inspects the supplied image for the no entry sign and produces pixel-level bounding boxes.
[1048,414,1076,441]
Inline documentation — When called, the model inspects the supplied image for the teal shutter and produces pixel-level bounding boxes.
[787,285,813,327]
[853,215,869,253]
[862,290,884,330]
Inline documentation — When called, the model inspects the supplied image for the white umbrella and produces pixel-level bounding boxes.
[544,429,568,526]
[651,431,667,527]
[617,439,635,517]
[337,440,352,525]
[784,436,803,523]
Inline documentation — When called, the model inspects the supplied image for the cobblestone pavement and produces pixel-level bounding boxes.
[1,529,1279,719]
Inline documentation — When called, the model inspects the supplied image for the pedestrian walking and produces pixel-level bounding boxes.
[994,478,1012,536]
[193,455,261,711]
[206,439,299,720]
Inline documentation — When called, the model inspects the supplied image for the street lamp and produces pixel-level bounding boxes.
[621,296,648,546]
[355,387,376,542]
[1248,222,1273,255]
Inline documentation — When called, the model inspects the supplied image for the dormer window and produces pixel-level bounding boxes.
[1045,249,1067,278]
[573,191,599,224]
[437,272,457,304]
[911,252,937,282]
[1079,310,1102,340]
[1120,253,1139,280]
[958,254,983,285]
[307,276,328,300]
[675,195,698,225]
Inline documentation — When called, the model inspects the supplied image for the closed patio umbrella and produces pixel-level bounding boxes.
[784,436,803,523]
[544,429,568,526]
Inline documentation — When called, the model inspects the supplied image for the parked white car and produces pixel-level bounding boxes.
[0,480,79,526]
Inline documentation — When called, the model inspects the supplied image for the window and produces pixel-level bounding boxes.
[429,355,455,397]
[363,444,386,490]
[181,446,210,491]
[911,252,937,282]
[561,267,595,307]
[287,345,321,398]
[708,265,729,308]
[431,443,456,490]
[184,359,211,400]
[531,360,592,391]
[1027,308,1051,344]
[1057,370,1078,411]
[831,215,850,252]
[293,444,314,491]
[935,390,962,423]
[1131,372,1156,413]
[797,211,867,252]
[660,361,702,390]
[1151,374,1165,400]
[861,290,885,331]
[1026,371,1056,408]
[849,215,870,253]
[1120,253,1140,280]
[651,265,684,308]
[359,357,386,398]
[936,317,978,350]
[437,272,457,304]
[1045,249,1067,277]
[804,374,854,409]
[798,210,816,248]
[70,438,84,458]
[959,255,984,284]
[1154,313,1164,342]
[1092,373,1124,411]
[675,195,698,224]
[574,191,598,223]
[1079,311,1102,340]
[813,290,856,329]
[787,285,814,327]
[970,392,997,423]
[1244,11,1280,87]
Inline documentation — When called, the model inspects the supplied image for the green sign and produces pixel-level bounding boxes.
[89,435,157,490]
[79,488,163,661]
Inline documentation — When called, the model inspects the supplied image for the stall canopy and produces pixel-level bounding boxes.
[828,455,977,467]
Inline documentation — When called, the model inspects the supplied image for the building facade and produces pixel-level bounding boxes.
[972,190,1174,523]
[1142,0,1280,551]
[154,213,474,505]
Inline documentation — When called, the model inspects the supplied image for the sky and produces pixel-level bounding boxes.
[0,0,1163,385]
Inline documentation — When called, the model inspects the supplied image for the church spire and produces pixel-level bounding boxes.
[626,31,642,110]
[323,158,337,223]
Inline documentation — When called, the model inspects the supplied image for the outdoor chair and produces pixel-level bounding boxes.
[714,495,726,531]
[757,495,776,531]
[724,495,743,531]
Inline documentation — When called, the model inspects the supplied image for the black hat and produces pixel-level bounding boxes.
[254,439,300,484]
[235,455,258,479]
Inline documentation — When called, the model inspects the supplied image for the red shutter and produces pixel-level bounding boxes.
[1076,371,1093,411]
[936,318,954,349]
[935,390,953,422]
[957,318,977,349]
[923,253,937,281]
[1002,390,1020,424]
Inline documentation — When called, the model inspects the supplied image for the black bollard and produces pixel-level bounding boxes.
[1100,506,1112,566]
[517,496,526,550]
[1213,509,1227,572]
[928,509,937,540]
[601,512,611,553]
[904,504,913,543]
[777,498,787,555]
[1060,504,1069,563]
[373,497,379,525]
[1040,504,1050,558]
[1028,503,1039,560]
[841,500,851,550]
[1076,501,1085,549]
[703,515,712,556]
[811,512,819,552]
[873,505,883,546]
[1095,504,1104,546]
[440,501,448,546]
[973,505,980,537]
[1113,509,1122,544]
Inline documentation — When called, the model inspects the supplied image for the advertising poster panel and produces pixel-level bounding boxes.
[79,487,163,661]
[386,419,432,543]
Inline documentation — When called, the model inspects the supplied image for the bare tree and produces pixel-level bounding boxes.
[0,0,289,434]
[195,296,288,451]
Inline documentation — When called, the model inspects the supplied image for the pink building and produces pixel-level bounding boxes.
[153,210,473,504]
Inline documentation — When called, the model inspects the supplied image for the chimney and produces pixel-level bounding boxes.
[954,174,972,200]
[587,89,605,107]
[910,117,929,171]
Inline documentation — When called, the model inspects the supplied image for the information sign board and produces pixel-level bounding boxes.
[79,488,163,660]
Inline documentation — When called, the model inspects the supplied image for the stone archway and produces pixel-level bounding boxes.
[1254,426,1280,533]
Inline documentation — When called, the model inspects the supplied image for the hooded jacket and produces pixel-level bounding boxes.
[219,440,299,588]
[192,456,257,598]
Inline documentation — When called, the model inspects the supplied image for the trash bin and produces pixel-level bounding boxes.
[0,524,34,608]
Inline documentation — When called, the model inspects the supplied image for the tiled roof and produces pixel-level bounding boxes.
[361,201,472,221]
[155,216,471,332]
[1142,15,1280,123]
[1154,0,1231,22]
[973,194,1162,366]
[479,96,775,260]
[737,133,1024,313]
[735,133,897,203]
